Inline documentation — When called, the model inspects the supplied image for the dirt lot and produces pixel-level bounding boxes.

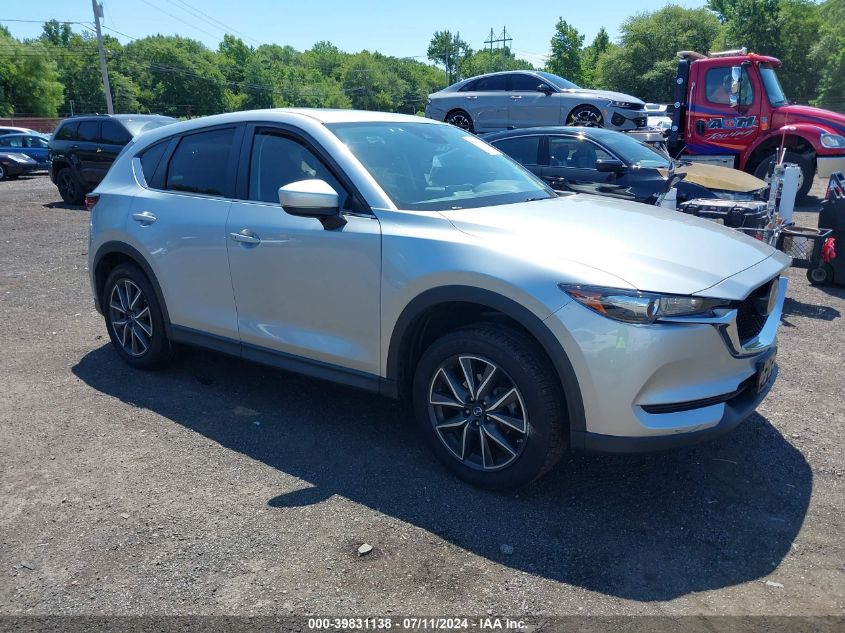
[1,175,843,617]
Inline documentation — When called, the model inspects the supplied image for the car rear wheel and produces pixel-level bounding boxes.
[412,323,567,490]
[753,151,814,201]
[56,167,84,204]
[0,164,6,181]
[103,263,171,369]
[445,110,475,133]
[567,105,604,127]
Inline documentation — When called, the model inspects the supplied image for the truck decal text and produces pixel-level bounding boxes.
[707,116,758,130]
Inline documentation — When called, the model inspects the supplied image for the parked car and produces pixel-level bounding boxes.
[49,114,176,204]
[0,133,51,169]
[425,70,647,134]
[644,103,672,130]
[0,126,40,136]
[88,109,789,489]
[484,126,768,204]
[0,151,38,180]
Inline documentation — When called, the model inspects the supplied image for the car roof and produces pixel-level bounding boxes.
[483,126,622,142]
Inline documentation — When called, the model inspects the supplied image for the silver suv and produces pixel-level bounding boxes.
[88,109,789,489]
[425,71,647,134]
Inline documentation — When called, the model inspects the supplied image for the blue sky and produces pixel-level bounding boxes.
[3,0,708,64]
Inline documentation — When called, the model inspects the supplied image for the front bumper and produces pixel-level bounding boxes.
[544,275,787,451]
[606,106,648,130]
[1,160,37,177]
[817,155,845,181]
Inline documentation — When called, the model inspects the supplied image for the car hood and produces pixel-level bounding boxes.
[658,163,767,193]
[439,195,781,296]
[560,89,645,106]
[772,104,845,135]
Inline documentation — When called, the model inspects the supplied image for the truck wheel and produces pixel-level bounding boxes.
[412,323,567,490]
[807,264,833,286]
[753,151,814,201]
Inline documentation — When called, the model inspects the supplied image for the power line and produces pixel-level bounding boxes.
[169,0,262,47]
[138,0,223,41]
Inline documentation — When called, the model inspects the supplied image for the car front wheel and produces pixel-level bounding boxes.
[413,324,567,489]
[56,167,84,204]
[103,263,170,369]
[445,110,475,133]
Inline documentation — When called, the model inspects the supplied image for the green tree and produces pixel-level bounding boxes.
[0,26,64,116]
[547,19,584,84]
[595,5,720,102]
[427,30,469,85]
[811,0,845,111]
[708,0,782,54]
[581,27,611,87]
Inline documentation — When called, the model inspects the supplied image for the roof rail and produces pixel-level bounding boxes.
[677,50,706,60]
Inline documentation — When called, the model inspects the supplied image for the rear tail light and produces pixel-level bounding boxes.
[84,193,100,212]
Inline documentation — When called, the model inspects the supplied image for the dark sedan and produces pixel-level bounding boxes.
[0,133,50,169]
[484,126,767,204]
[0,151,38,180]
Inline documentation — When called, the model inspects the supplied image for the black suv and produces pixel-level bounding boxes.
[49,114,176,203]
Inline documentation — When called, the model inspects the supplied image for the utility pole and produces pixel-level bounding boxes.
[484,27,513,73]
[91,0,114,115]
[454,31,461,83]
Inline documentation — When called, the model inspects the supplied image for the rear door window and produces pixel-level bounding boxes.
[473,75,507,91]
[0,136,21,147]
[492,136,541,166]
[509,74,547,92]
[77,121,101,143]
[165,128,235,196]
[101,121,132,145]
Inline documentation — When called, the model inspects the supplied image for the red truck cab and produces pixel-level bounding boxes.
[668,49,845,198]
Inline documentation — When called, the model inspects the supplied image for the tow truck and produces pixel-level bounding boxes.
[659,48,845,199]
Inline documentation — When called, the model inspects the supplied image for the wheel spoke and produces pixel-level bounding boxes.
[128,284,142,310]
[109,301,126,314]
[436,415,469,431]
[118,321,129,348]
[132,326,150,354]
[116,284,130,312]
[487,387,518,413]
[438,367,469,404]
[134,307,153,337]
[475,364,497,400]
[479,425,493,469]
[430,392,465,408]
[482,424,518,457]
[458,356,477,401]
[487,411,527,434]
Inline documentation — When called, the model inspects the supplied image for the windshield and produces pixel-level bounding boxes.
[120,117,177,137]
[591,131,671,168]
[536,71,580,90]
[328,122,555,211]
[759,64,787,107]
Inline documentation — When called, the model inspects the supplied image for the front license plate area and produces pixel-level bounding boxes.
[756,353,777,394]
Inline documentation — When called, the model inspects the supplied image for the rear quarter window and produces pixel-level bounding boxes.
[55,122,79,141]
[139,140,170,186]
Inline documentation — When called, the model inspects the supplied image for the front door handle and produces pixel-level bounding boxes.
[510,95,522,100]
[465,95,478,100]
[131,211,156,225]
[229,230,261,245]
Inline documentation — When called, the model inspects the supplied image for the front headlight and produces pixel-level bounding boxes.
[609,100,638,109]
[820,133,845,149]
[559,284,727,324]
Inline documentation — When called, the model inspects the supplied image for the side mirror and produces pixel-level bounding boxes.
[537,84,554,95]
[729,66,741,109]
[279,179,346,230]
[595,159,627,173]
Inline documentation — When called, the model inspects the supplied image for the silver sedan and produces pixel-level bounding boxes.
[426,70,648,133]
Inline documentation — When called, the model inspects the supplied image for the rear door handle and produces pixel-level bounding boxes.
[510,95,522,100]
[229,230,261,245]
[465,95,478,100]
[131,211,156,225]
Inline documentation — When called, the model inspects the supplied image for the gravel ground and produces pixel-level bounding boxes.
[0,175,843,616]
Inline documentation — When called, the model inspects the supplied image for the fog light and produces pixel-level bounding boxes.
[611,113,625,126]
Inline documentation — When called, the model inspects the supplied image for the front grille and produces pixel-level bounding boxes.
[735,282,773,342]
[634,116,647,128]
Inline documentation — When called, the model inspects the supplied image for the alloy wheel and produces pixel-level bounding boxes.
[569,107,603,127]
[427,354,529,471]
[446,112,473,131]
[108,278,153,357]
[58,171,78,202]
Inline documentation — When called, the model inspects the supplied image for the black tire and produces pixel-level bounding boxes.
[412,323,568,490]
[7,174,19,180]
[567,105,604,127]
[0,164,6,181]
[445,109,475,133]
[807,264,833,286]
[102,263,171,370]
[56,167,84,204]
[753,151,814,201]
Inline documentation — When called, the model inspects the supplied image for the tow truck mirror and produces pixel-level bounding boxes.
[729,66,741,109]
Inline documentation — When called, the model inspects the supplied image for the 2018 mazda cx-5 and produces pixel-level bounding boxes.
[87,108,789,489]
